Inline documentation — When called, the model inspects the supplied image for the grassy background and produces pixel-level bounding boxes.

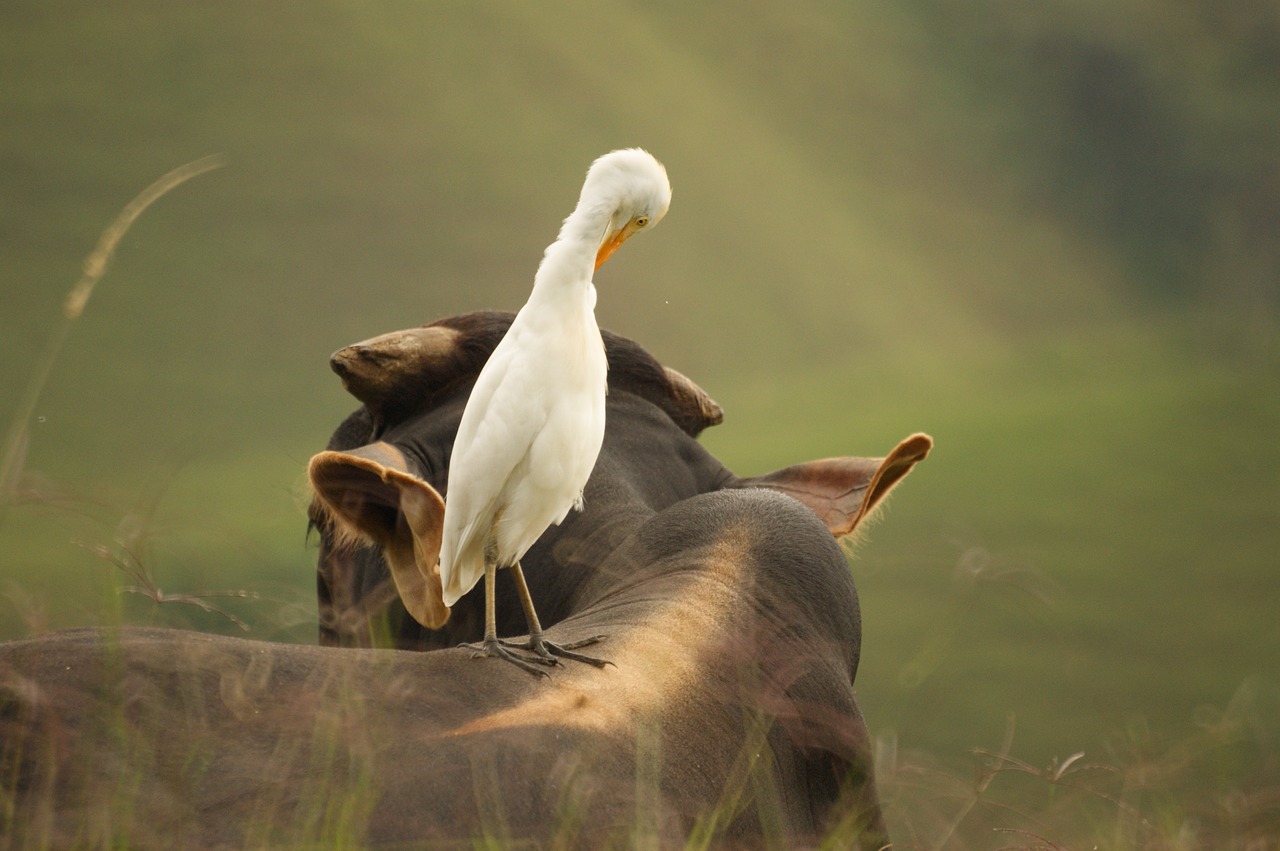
[2,1,1277,845]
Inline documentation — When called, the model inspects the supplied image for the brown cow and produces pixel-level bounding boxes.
[0,312,929,848]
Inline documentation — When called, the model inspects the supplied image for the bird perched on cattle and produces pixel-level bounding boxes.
[440,148,672,675]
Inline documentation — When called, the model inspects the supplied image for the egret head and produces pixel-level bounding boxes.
[583,148,672,270]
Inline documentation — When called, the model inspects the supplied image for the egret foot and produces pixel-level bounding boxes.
[463,636,557,678]
[502,633,612,668]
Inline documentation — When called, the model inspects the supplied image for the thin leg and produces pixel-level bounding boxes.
[500,561,611,668]
[461,542,555,677]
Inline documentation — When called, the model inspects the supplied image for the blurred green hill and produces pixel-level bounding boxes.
[2,1,1277,841]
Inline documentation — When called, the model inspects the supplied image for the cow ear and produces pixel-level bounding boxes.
[739,433,933,538]
[308,442,450,628]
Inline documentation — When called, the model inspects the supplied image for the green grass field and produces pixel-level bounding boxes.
[3,2,1277,846]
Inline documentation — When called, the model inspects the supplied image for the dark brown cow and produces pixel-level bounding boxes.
[0,312,929,849]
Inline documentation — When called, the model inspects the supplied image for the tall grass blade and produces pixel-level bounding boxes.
[0,155,225,523]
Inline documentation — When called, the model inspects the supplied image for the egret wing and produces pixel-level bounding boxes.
[439,344,547,606]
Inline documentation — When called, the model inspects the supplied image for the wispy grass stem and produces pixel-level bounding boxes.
[0,155,225,524]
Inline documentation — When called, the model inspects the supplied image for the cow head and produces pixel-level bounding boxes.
[307,311,930,649]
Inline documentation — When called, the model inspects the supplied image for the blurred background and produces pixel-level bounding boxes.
[2,1,1277,844]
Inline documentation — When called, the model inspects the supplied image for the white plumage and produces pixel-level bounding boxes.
[438,149,672,673]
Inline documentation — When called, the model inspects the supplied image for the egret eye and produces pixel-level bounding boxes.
[635,215,649,227]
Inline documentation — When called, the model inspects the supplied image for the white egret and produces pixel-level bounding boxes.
[440,149,672,675]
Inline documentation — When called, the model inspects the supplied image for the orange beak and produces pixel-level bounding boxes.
[594,225,630,271]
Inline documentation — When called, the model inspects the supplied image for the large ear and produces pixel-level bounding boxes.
[307,442,450,628]
[738,433,933,538]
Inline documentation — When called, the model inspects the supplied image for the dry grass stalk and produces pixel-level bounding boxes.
[0,155,225,517]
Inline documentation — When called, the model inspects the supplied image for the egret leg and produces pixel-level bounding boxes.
[500,561,611,668]
[461,544,556,677]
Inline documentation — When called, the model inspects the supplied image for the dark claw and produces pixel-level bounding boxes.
[503,634,613,669]
[461,637,556,678]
